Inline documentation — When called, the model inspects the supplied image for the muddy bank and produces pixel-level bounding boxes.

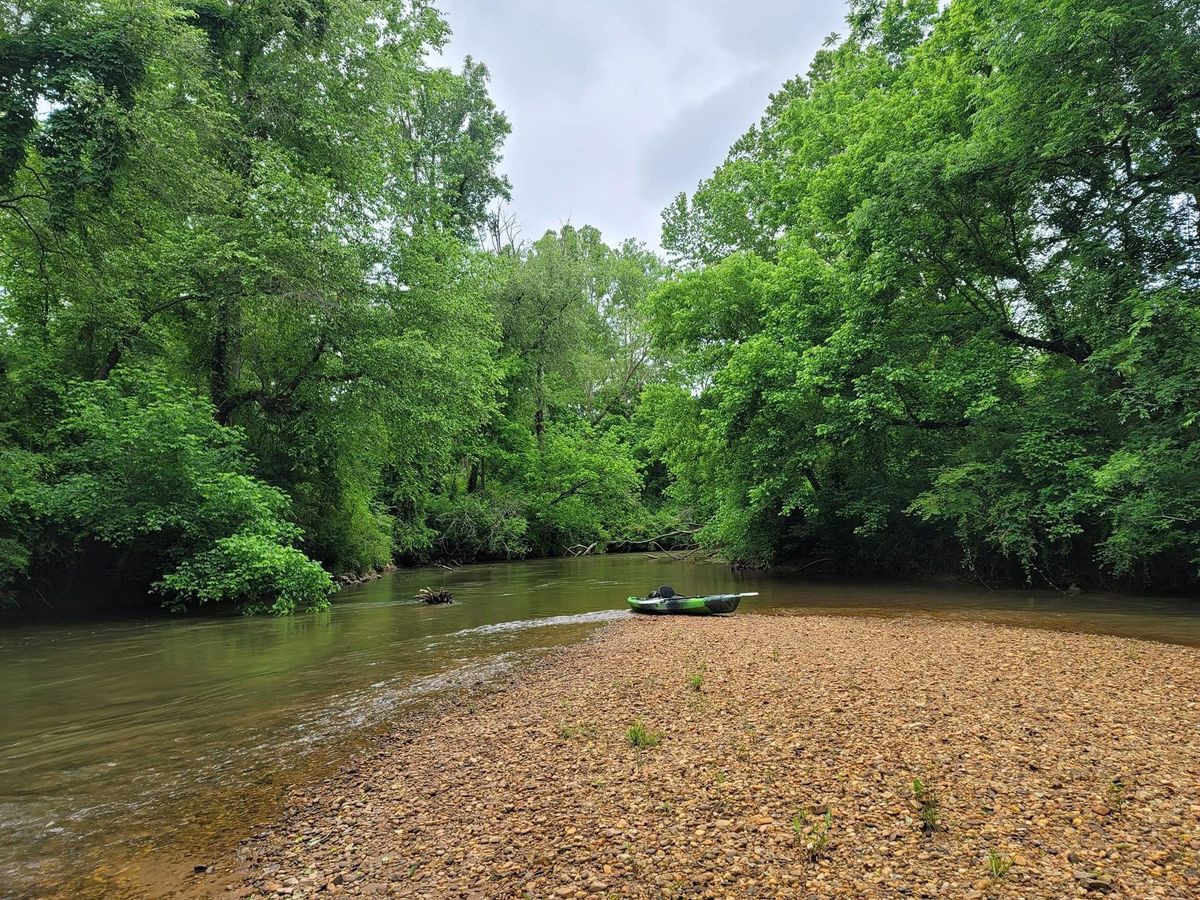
[206,614,1199,898]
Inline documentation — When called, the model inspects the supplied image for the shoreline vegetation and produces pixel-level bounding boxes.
[187,614,1200,900]
[4,0,1200,618]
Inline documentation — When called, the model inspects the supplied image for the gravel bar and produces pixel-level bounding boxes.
[214,614,1200,898]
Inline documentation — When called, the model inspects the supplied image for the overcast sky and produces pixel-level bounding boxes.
[433,1,848,251]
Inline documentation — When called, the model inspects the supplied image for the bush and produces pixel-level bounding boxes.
[159,532,333,615]
[426,492,529,561]
[20,367,334,614]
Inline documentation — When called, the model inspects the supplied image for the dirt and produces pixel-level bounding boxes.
[197,614,1200,898]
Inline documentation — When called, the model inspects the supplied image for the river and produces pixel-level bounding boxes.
[3,555,1199,896]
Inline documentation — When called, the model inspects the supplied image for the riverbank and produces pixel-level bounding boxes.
[201,613,1199,898]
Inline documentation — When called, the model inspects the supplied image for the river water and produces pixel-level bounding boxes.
[3,555,1199,896]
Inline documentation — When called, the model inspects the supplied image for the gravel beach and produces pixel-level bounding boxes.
[213,614,1200,899]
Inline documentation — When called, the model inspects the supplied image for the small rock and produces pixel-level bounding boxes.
[1074,871,1114,893]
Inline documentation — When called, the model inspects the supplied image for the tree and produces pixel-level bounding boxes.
[648,0,1200,589]
[0,0,512,612]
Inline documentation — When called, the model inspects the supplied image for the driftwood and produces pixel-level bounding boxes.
[565,525,709,560]
[415,587,454,604]
[607,526,702,552]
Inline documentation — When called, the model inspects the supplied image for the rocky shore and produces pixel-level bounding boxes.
[211,614,1200,898]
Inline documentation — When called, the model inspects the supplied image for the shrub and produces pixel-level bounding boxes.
[30,368,333,614]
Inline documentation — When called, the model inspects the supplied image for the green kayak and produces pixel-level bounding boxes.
[626,592,757,615]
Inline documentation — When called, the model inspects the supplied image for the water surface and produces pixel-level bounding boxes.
[2,555,1198,895]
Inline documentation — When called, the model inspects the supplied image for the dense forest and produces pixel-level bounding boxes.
[1,0,1197,614]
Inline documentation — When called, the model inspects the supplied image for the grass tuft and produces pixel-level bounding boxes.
[986,849,1012,878]
[556,721,598,741]
[1106,776,1127,812]
[912,777,942,834]
[625,719,662,749]
[791,809,833,861]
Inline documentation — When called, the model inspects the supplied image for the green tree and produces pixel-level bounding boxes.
[649,0,1200,589]
[0,0,512,612]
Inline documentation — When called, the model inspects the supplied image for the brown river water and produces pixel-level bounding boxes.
[3,555,1200,897]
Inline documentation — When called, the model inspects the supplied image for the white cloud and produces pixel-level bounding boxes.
[434,0,847,249]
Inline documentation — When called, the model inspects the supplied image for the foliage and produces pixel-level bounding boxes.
[646,0,1200,591]
[423,224,674,563]
[7,368,333,613]
[0,0,520,613]
[791,809,834,861]
[912,777,942,834]
[625,719,662,749]
[986,849,1013,879]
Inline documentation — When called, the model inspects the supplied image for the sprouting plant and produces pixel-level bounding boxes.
[791,811,805,837]
[771,647,781,662]
[912,777,942,834]
[626,719,662,749]
[986,849,1012,878]
[688,670,704,692]
[557,721,598,741]
[791,809,833,861]
[1106,776,1126,811]
[714,770,728,784]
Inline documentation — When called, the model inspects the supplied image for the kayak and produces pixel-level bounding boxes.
[626,592,757,615]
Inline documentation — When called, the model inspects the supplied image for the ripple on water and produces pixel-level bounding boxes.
[447,608,630,637]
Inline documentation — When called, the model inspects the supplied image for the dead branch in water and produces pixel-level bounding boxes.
[415,587,454,604]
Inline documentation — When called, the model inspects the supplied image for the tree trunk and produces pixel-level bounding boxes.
[534,360,546,448]
[211,295,242,424]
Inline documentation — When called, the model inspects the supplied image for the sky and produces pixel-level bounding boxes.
[433,0,848,251]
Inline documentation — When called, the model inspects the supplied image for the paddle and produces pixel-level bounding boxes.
[637,591,761,600]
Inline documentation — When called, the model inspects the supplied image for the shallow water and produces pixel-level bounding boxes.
[2,555,1198,894]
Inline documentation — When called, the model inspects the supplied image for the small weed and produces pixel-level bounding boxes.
[912,777,942,834]
[771,647,781,662]
[407,863,418,878]
[986,849,1012,878]
[714,769,728,784]
[688,670,704,692]
[1106,776,1126,811]
[791,809,833,861]
[626,719,662,749]
[557,721,598,741]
